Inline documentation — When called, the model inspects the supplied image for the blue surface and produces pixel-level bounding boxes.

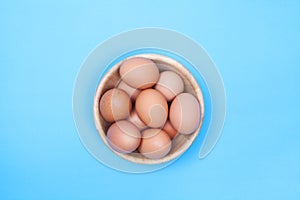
[1,0,300,199]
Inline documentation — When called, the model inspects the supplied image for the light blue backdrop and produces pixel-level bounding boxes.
[1,0,299,199]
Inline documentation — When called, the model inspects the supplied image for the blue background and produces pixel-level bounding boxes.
[1,0,300,199]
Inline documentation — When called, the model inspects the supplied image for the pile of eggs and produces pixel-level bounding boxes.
[99,57,201,159]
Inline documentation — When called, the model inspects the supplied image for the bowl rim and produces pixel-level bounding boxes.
[93,53,205,165]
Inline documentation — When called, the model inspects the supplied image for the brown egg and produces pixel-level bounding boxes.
[155,71,184,101]
[119,57,159,89]
[163,121,178,139]
[138,129,172,159]
[117,80,141,101]
[99,88,132,122]
[135,89,168,128]
[107,120,141,153]
[170,93,201,134]
[128,109,147,130]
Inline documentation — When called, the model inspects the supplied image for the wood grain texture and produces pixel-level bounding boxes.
[93,54,205,165]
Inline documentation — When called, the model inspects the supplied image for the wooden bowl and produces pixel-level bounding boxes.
[93,54,204,164]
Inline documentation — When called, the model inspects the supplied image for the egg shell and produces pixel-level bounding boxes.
[155,71,184,101]
[117,80,141,101]
[170,93,201,134]
[135,89,168,128]
[138,129,172,159]
[99,88,132,122]
[107,120,141,153]
[128,109,147,130]
[119,57,159,89]
[162,121,178,139]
